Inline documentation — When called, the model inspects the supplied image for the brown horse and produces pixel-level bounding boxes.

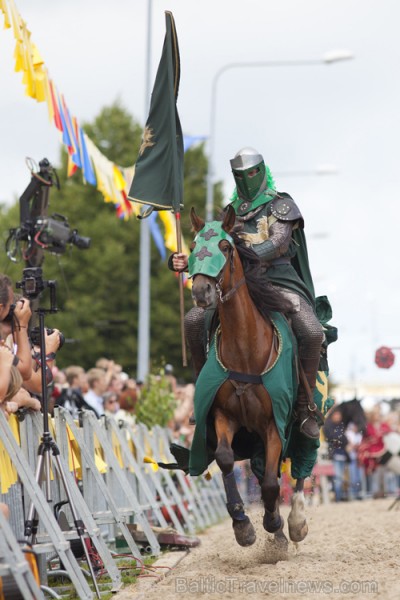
[188,206,308,548]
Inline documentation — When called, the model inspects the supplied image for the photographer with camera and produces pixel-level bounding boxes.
[0,283,41,417]
[25,327,62,395]
[0,273,62,405]
[0,274,33,382]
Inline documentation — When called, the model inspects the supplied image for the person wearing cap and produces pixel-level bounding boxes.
[170,147,328,440]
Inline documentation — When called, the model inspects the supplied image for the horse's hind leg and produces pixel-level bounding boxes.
[288,478,309,542]
[214,409,256,547]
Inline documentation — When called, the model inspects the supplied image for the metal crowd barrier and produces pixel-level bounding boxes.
[0,407,226,599]
[0,509,45,600]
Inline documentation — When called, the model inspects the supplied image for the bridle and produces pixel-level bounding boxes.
[215,242,246,304]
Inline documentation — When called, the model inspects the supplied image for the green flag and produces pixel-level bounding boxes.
[128,11,184,214]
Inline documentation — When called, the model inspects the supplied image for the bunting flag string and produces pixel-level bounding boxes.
[0,0,203,266]
[0,0,141,219]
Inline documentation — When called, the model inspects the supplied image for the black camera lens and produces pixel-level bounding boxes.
[70,231,91,250]
[30,326,65,349]
[2,303,15,324]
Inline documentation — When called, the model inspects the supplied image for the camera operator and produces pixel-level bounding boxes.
[0,274,32,381]
[25,328,61,395]
[0,274,61,399]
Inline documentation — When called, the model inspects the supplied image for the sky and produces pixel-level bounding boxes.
[0,0,399,390]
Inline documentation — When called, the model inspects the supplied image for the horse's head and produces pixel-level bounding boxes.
[341,398,368,434]
[188,207,237,308]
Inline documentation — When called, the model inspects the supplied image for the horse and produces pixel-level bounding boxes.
[324,398,367,434]
[188,206,309,548]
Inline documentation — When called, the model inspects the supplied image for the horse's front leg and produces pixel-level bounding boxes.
[288,477,308,542]
[260,421,285,539]
[214,409,256,547]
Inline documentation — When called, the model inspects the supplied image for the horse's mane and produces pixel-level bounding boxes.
[232,232,292,317]
[208,232,292,342]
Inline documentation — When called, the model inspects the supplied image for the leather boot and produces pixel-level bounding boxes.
[295,357,322,440]
[296,396,321,440]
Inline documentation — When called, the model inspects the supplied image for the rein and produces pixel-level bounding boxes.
[215,246,246,303]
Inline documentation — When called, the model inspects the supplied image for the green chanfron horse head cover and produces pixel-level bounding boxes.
[188,221,234,279]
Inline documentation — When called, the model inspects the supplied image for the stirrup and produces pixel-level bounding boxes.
[299,415,320,440]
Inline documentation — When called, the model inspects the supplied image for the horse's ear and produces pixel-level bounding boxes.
[222,205,236,234]
[190,207,205,233]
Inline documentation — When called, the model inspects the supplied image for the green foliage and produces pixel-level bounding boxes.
[135,370,177,428]
[83,99,143,166]
[0,101,225,380]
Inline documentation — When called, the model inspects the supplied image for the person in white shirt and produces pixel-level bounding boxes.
[83,368,108,418]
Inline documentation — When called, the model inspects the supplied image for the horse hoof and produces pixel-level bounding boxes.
[232,517,256,547]
[288,491,308,542]
[274,519,288,550]
[288,519,308,542]
[263,513,283,534]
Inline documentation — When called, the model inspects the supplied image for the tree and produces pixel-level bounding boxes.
[0,101,224,380]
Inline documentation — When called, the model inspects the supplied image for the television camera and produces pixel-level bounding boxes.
[6,158,90,263]
[21,212,90,254]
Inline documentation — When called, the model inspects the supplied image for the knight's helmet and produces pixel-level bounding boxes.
[230,147,267,201]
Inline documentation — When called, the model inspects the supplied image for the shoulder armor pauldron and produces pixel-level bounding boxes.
[270,193,303,222]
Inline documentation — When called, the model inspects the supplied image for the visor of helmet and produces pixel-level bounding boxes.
[232,161,266,201]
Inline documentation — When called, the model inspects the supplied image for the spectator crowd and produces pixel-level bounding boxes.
[0,272,195,520]
[51,361,194,443]
[322,400,400,501]
[0,271,194,438]
[1,272,400,513]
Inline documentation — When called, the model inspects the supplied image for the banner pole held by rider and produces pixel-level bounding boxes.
[128,11,187,366]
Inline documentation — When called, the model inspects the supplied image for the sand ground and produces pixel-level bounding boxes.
[119,497,400,600]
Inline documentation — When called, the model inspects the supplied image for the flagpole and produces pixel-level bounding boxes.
[136,0,153,383]
[133,9,186,376]
[164,11,187,367]
[175,213,188,366]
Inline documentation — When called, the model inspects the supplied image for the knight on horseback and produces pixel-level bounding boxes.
[170,147,328,440]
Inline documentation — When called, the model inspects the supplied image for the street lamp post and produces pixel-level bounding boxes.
[137,0,153,383]
[205,50,353,221]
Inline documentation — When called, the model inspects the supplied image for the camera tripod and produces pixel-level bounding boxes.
[24,304,101,598]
